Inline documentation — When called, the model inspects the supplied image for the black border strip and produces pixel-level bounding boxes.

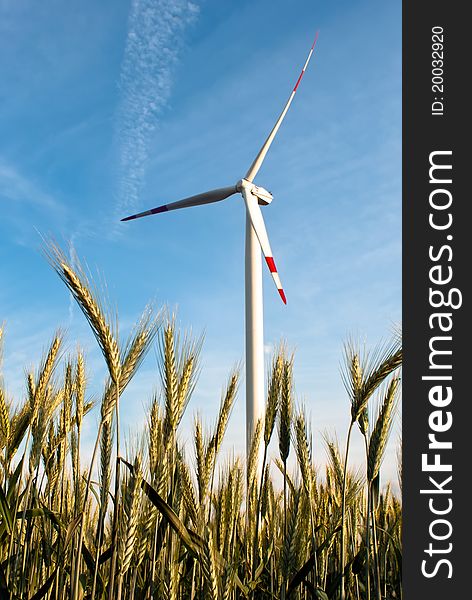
[403,2,469,597]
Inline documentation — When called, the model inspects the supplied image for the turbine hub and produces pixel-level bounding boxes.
[237,179,273,205]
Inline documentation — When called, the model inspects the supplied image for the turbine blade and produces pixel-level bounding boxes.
[121,185,238,221]
[242,187,287,304]
[245,32,319,183]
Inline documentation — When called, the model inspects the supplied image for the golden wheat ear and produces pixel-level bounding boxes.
[278,355,293,464]
[367,377,400,483]
[264,351,283,447]
[341,335,402,425]
[0,387,11,448]
[44,239,121,384]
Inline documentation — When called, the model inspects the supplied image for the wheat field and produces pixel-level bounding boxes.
[0,242,402,600]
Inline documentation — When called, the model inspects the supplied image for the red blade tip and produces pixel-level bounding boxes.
[266,257,277,273]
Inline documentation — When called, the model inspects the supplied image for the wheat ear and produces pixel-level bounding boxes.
[367,377,400,482]
[45,241,121,384]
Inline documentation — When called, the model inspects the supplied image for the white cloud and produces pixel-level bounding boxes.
[0,160,59,211]
[114,0,199,221]
[0,158,72,247]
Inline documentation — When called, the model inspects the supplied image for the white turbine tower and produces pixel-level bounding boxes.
[122,33,318,463]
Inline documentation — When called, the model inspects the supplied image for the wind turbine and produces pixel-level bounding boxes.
[122,33,319,462]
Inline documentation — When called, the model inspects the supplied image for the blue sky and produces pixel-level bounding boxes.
[0,0,401,484]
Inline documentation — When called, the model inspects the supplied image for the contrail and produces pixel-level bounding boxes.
[115,0,199,218]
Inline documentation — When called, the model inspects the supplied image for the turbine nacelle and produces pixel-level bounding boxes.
[237,179,273,205]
